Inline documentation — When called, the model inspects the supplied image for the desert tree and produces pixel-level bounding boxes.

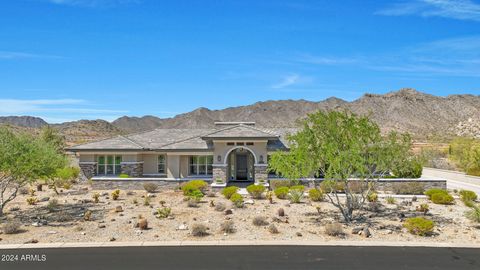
[0,127,67,215]
[268,110,417,222]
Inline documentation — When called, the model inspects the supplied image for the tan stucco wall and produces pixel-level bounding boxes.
[79,154,95,162]
[142,154,158,175]
[180,156,189,178]
[167,155,180,178]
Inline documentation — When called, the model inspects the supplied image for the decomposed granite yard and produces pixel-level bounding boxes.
[0,181,479,246]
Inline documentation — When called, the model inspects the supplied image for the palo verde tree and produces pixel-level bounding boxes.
[0,127,67,215]
[268,110,418,223]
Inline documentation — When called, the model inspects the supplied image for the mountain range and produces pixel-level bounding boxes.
[1,88,479,145]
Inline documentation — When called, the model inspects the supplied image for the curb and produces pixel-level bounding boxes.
[1,240,479,250]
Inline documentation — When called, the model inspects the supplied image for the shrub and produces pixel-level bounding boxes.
[230,193,244,208]
[403,217,434,236]
[143,183,158,193]
[92,192,100,203]
[143,197,150,206]
[182,180,208,196]
[269,179,291,190]
[156,207,171,218]
[367,192,378,202]
[220,220,235,233]
[188,189,204,201]
[385,196,396,204]
[84,210,92,221]
[308,189,324,202]
[246,184,266,199]
[320,180,345,193]
[287,189,304,203]
[392,157,423,178]
[465,205,480,223]
[267,224,279,234]
[215,202,226,212]
[119,173,130,178]
[459,190,477,203]
[431,193,454,205]
[2,220,21,234]
[392,182,425,195]
[252,216,269,226]
[274,186,289,199]
[111,190,120,200]
[191,223,209,237]
[290,185,305,191]
[47,199,60,212]
[424,188,448,199]
[222,186,239,199]
[416,203,430,214]
[138,218,148,230]
[26,197,38,205]
[266,191,274,203]
[325,223,344,236]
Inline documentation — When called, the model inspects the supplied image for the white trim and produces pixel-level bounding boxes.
[120,161,144,164]
[79,162,97,165]
[212,164,228,167]
[223,146,258,164]
[254,163,268,167]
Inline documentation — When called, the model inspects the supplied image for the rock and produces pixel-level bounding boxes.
[385,229,393,234]
[351,227,363,234]
[244,199,254,205]
[178,224,188,230]
[81,199,94,204]
[362,227,372,238]
[101,192,108,196]
[278,208,285,217]
[39,197,50,202]
[296,232,302,237]
[411,196,417,202]
[81,232,86,235]
[225,209,233,215]
[98,224,106,229]
[24,239,39,244]
[80,187,89,191]
[115,206,123,212]
[135,230,143,235]
[224,233,228,236]
[109,237,116,242]
[147,193,156,198]
[111,219,116,222]
[154,234,159,238]
[32,222,41,227]
[46,231,57,234]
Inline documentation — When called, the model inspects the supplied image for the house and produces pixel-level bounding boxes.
[68,122,296,186]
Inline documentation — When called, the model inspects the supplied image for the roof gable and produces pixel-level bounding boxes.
[201,124,279,140]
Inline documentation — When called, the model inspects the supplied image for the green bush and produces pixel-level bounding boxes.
[181,180,208,196]
[156,207,171,218]
[287,189,304,203]
[392,182,425,195]
[290,185,305,191]
[246,184,266,199]
[222,186,239,199]
[367,192,378,202]
[119,173,130,178]
[403,217,434,236]
[269,180,291,190]
[459,190,477,203]
[274,186,289,199]
[392,157,423,178]
[424,188,448,199]
[230,193,244,208]
[188,189,204,200]
[431,193,454,205]
[308,189,324,202]
[465,205,480,223]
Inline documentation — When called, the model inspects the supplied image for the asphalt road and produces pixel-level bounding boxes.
[1,246,478,270]
[422,167,480,195]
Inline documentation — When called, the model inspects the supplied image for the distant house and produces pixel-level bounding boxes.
[68,122,296,185]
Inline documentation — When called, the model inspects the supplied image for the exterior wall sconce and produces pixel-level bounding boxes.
[217,155,221,162]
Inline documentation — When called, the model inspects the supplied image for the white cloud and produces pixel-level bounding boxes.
[271,74,301,89]
[0,51,62,60]
[376,0,480,21]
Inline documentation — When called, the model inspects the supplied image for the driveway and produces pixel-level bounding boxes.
[0,246,478,270]
[422,168,480,195]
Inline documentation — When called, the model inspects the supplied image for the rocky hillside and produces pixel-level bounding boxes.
[0,116,48,128]
[2,89,479,143]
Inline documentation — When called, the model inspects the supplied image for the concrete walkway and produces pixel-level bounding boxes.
[422,168,480,195]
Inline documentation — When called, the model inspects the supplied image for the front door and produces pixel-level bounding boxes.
[236,153,248,180]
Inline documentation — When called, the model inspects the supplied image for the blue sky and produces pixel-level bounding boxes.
[0,0,479,123]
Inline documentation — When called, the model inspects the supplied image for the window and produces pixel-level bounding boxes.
[189,155,213,176]
[97,155,122,175]
[227,142,235,146]
[158,155,166,174]
[236,142,244,146]
[246,142,254,146]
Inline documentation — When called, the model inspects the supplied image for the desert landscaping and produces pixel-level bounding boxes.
[1,180,479,246]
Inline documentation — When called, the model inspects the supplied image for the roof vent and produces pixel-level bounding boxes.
[214,121,255,126]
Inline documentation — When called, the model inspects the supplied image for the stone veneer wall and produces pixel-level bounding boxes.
[79,162,97,180]
[284,179,447,192]
[213,166,227,182]
[92,179,207,190]
[120,162,144,177]
[254,165,268,181]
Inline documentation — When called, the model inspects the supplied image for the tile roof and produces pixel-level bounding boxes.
[68,125,298,151]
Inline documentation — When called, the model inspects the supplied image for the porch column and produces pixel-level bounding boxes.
[254,164,268,181]
[121,161,144,177]
[212,164,227,183]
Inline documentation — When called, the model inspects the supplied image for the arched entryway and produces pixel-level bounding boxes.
[226,147,255,181]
